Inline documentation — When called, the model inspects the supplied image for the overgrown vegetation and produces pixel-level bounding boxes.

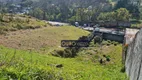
[116,0,141,19]
[0,13,48,34]
[0,24,128,79]
[0,43,128,80]
[97,8,131,22]
[0,26,89,52]
[1,0,142,27]
[0,0,136,79]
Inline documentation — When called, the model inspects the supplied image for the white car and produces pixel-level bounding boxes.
[111,31,118,34]
[95,27,100,31]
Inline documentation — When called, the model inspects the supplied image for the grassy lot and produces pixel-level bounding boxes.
[0,16,128,80]
[0,26,89,53]
[0,44,128,80]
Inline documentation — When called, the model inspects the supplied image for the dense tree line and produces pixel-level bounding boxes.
[28,0,113,23]
[115,0,141,19]
[28,0,141,23]
[0,0,141,23]
[97,8,131,22]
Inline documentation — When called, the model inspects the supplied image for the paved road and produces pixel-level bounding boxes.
[83,27,94,31]
[48,21,69,26]
[82,27,125,35]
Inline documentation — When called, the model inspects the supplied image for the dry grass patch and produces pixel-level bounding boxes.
[0,26,89,52]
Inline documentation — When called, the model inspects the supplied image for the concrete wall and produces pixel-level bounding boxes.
[125,29,142,80]
[94,31,124,43]
[103,33,124,43]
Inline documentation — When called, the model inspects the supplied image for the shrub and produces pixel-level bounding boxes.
[15,18,23,23]
[52,50,65,57]
[0,14,3,21]
[91,55,100,63]
[52,47,79,58]
[15,24,23,30]
[0,27,6,34]
[9,28,17,31]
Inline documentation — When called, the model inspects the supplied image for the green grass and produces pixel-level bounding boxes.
[130,19,142,28]
[0,17,128,80]
[0,44,128,80]
[0,13,48,34]
[0,26,89,53]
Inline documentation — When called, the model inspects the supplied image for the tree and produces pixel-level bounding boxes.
[97,12,115,21]
[116,0,128,9]
[20,0,33,7]
[32,8,44,19]
[97,8,131,21]
[115,8,131,21]
[116,0,140,19]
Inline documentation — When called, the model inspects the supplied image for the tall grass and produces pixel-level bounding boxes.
[0,14,48,34]
[0,45,128,80]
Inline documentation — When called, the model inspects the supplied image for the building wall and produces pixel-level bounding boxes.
[103,33,124,43]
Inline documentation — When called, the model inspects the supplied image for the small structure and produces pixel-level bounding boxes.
[93,27,125,43]
[124,28,139,45]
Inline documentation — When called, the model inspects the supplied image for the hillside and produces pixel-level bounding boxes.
[0,40,128,80]
[0,0,142,79]
[0,14,48,34]
[0,26,89,52]
[0,0,133,79]
[0,13,129,79]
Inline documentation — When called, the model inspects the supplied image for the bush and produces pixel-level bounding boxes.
[102,40,111,45]
[91,55,100,62]
[0,14,3,21]
[9,28,17,31]
[15,18,23,23]
[52,48,79,58]
[24,26,35,29]
[0,27,6,34]
[15,24,23,30]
